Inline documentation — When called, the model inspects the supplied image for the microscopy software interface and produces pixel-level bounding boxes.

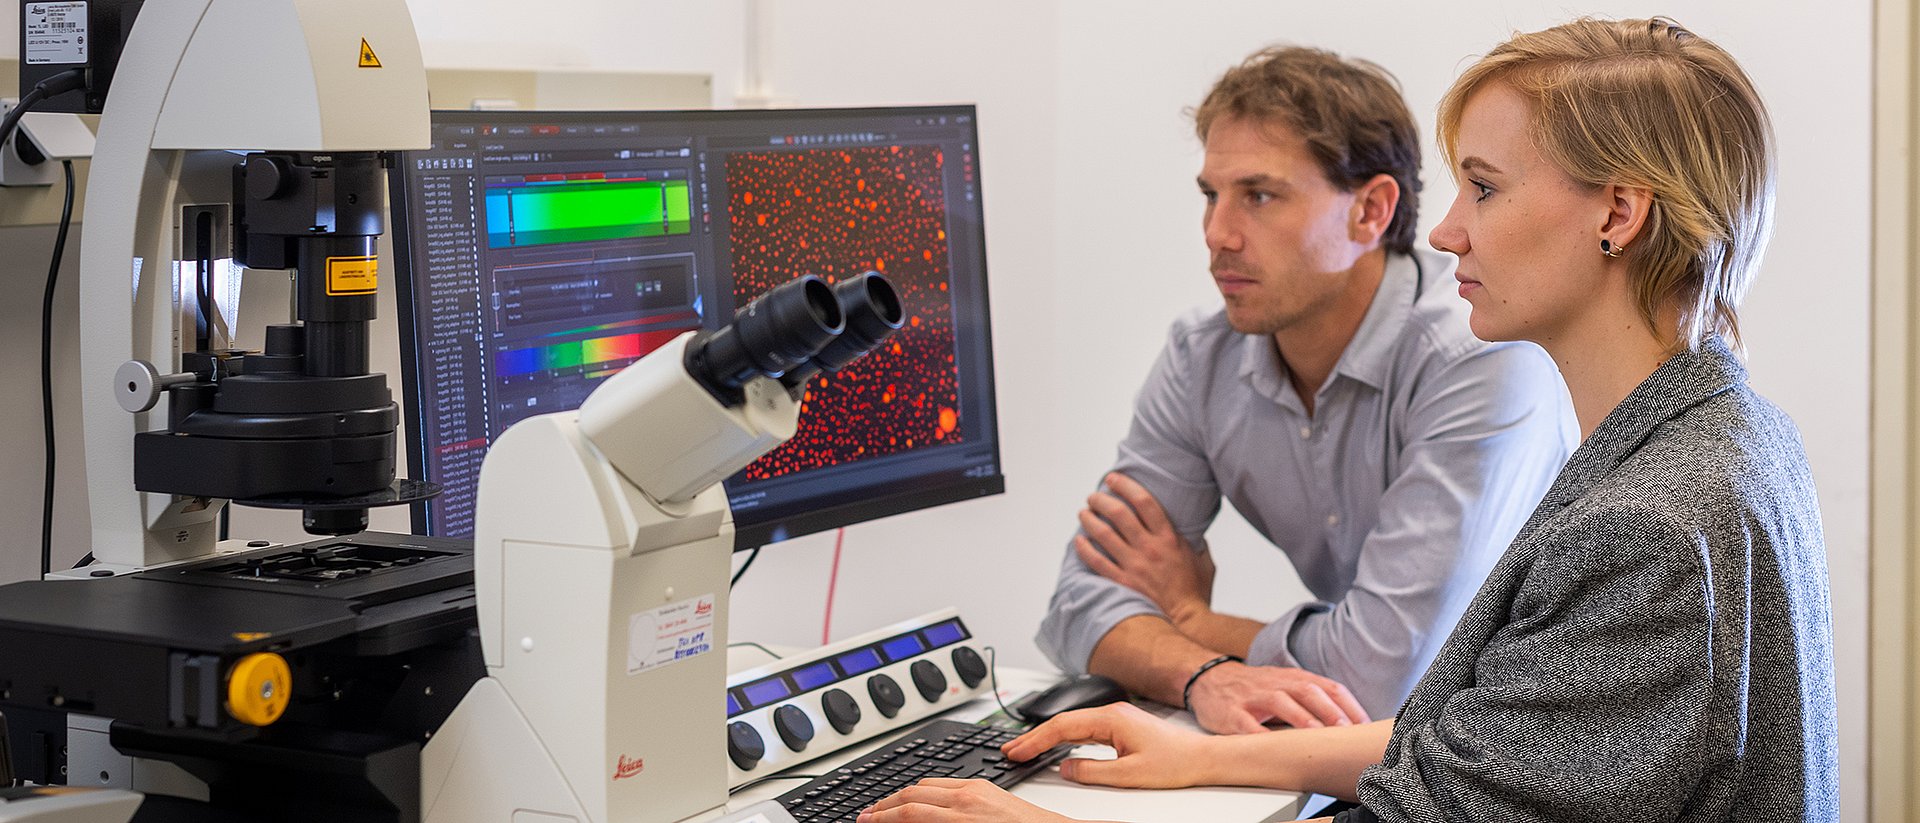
[392,106,1002,545]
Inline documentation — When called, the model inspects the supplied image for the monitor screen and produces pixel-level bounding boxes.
[390,106,1003,549]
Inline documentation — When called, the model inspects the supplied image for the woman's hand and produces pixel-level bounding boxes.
[1003,702,1215,789]
[857,778,1080,823]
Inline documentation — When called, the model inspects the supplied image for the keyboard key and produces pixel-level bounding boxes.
[776,718,1075,813]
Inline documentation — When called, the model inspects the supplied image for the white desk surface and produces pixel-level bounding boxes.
[725,647,1302,822]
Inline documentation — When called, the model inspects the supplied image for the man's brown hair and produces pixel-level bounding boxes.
[1193,46,1423,255]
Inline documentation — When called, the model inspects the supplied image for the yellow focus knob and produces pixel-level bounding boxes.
[226,652,291,726]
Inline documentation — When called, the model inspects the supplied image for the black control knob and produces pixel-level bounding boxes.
[727,721,765,770]
[773,704,814,752]
[822,688,862,734]
[243,155,292,201]
[951,646,987,688]
[911,660,948,702]
[867,674,906,718]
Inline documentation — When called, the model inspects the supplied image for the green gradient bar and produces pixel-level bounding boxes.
[486,179,691,248]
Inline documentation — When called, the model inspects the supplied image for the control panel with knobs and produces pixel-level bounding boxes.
[725,609,991,787]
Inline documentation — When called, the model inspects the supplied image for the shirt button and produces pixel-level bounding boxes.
[1326,514,1340,527]
[1299,426,1312,439]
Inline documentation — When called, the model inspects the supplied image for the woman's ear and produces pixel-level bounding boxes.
[1599,183,1653,251]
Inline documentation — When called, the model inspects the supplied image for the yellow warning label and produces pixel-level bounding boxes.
[358,38,383,68]
[327,256,379,295]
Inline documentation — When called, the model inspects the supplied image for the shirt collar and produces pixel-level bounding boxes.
[1329,251,1422,391]
[1238,251,1423,403]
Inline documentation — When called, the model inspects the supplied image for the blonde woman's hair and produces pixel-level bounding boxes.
[1436,17,1775,351]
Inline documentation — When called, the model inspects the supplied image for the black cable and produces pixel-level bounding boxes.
[983,646,1019,722]
[727,772,821,797]
[39,159,75,578]
[6,69,88,579]
[730,545,762,589]
[726,641,783,661]
[0,69,87,153]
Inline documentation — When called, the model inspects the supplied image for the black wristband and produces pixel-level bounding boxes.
[1180,654,1244,712]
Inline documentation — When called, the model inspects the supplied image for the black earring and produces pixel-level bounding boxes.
[1600,239,1624,258]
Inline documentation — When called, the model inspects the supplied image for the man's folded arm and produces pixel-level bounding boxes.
[1247,344,1571,718]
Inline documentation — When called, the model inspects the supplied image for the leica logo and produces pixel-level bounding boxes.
[695,600,713,617]
[612,754,645,780]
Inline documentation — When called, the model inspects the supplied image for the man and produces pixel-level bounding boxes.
[1035,46,1574,734]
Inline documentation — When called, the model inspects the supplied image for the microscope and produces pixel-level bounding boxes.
[426,272,904,823]
[0,1,462,819]
[0,2,907,820]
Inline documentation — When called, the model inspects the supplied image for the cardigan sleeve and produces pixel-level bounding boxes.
[1355,503,1725,823]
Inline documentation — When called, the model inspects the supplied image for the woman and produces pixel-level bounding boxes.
[861,17,1837,823]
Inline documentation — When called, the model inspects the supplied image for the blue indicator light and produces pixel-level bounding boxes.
[793,662,837,691]
[837,648,882,675]
[923,620,966,648]
[881,635,927,662]
[742,678,792,707]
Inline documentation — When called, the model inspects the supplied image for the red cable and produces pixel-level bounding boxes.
[822,527,846,644]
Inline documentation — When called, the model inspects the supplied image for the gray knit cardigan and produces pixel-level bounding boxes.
[1339,338,1838,822]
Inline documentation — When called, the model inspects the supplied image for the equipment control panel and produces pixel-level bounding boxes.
[724,609,990,786]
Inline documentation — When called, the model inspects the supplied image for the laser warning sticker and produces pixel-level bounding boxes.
[24,3,89,65]
[627,593,716,675]
[326,256,378,295]
[358,38,382,68]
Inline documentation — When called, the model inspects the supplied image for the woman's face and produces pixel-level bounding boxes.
[1428,82,1615,347]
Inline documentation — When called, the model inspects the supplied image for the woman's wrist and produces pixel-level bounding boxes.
[1206,728,1302,789]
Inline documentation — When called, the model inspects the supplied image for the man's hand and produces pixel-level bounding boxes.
[1002,702,1215,789]
[858,778,1079,823]
[1187,661,1370,733]
[1075,472,1215,624]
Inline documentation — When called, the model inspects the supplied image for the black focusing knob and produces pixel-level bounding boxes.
[910,660,948,702]
[867,674,906,718]
[773,704,815,752]
[951,646,987,688]
[822,688,862,734]
[727,721,765,770]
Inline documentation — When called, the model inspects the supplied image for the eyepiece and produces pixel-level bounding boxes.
[779,272,906,396]
[813,272,906,373]
[686,275,846,404]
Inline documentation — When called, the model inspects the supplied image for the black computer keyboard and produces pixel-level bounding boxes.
[772,717,1073,822]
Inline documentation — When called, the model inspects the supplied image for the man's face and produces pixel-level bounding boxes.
[1198,117,1370,336]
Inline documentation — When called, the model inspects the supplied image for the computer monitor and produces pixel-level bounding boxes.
[389,105,1003,549]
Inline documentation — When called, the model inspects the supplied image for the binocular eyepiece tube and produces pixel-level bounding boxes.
[686,272,905,406]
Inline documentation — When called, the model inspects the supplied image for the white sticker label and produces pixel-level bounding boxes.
[627,593,716,675]
[24,3,89,65]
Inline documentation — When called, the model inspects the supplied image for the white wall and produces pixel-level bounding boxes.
[732,1,1872,819]
[0,0,1872,817]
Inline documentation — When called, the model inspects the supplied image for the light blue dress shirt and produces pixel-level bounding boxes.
[1035,249,1577,718]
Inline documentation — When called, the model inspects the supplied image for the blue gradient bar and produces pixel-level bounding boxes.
[793,662,837,691]
[923,620,966,649]
[837,648,882,675]
[881,635,926,662]
[742,678,792,708]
